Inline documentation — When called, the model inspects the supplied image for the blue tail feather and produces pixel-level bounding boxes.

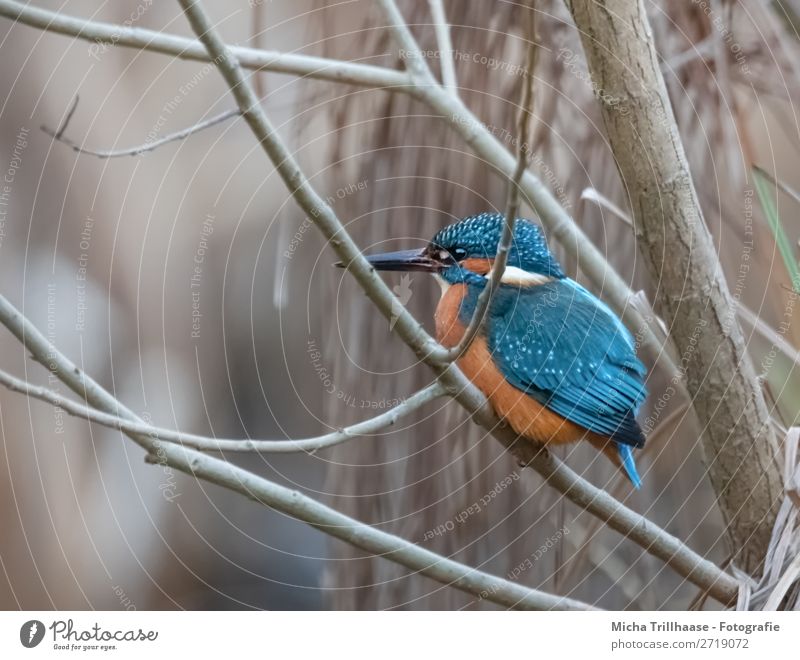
[617,444,642,489]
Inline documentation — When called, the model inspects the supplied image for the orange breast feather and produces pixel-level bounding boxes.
[434,283,590,446]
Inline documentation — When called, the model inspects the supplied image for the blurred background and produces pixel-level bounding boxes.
[0,0,798,610]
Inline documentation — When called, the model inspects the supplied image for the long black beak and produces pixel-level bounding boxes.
[337,248,442,272]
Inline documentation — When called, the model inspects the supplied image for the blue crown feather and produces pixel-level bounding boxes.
[431,212,566,280]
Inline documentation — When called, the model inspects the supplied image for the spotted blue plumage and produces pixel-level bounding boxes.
[457,279,647,447]
[433,214,647,485]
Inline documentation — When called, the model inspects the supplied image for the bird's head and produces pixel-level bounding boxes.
[360,212,565,286]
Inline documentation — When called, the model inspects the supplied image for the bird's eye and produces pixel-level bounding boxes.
[452,247,467,260]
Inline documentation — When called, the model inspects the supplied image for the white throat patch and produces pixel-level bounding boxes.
[433,274,450,298]
[498,266,552,286]
[432,267,549,297]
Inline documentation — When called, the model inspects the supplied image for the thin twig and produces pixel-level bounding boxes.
[172,0,445,368]
[176,0,737,605]
[43,107,241,159]
[54,94,80,140]
[558,401,690,594]
[0,0,738,604]
[0,292,592,611]
[443,8,537,361]
[580,187,634,228]
[378,0,438,82]
[0,367,445,454]
[688,555,734,611]
[374,0,676,374]
[566,0,783,574]
[428,0,457,93]
[251,0,268,101]
[0,0,674,373]
[661,35,714,73]
[754,164,800,206]
[521,443,738,606]
[0,0,409,90]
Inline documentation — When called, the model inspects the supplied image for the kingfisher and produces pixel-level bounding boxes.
[359,212,648,487]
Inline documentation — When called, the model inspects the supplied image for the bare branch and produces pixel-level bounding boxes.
[427,0,457,92]
[172,0,446,368]
[43,107,241,159]
[566,0,783,573]
[0,292,592,611]
[579,187,634,229]
[375,0,676,376]
[753,164,800,208]
[517,440,739,606]
[444,8,537,361]
[661,36,715,74]
[53,94,80,140]
[0,0,674,371]
[250,0,269,101]
[378,0,437,82]
[0,0,740,604]
[0,0,410,90]
[172,0,740,604]
[0,367,445,454]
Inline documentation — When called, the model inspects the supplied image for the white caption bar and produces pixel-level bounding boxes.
[0,611,796,658]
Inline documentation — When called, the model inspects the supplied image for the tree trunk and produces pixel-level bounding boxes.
[566,0,782,574]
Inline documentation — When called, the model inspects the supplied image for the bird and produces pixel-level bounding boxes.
[359,212,648,487]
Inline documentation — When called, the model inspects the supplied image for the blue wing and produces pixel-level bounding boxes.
[476,278,648,447]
